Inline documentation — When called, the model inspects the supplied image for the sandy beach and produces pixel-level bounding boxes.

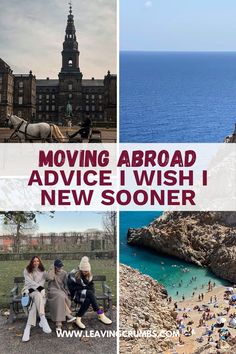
[164,284,236,354]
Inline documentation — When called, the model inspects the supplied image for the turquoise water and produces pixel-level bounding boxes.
[120,212,229,299]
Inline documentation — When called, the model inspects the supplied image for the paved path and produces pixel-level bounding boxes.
[0,128,117,143]
[0,311,117,354]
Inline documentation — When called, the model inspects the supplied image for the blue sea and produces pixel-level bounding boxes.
[120,51,236,143]
[120,212,229,300]
[119,52,234,298]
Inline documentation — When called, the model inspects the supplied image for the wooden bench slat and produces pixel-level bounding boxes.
[14,275,107,283]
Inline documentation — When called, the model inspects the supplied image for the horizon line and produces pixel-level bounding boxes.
[120,50,236,53]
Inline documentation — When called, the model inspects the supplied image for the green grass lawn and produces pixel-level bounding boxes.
[0,259,116,308]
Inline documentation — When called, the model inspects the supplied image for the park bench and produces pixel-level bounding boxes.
[8,275,112,323]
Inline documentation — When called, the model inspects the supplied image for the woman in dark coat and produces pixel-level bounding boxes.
[67,256,112,329]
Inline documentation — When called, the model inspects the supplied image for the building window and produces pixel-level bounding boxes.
[99,106,102,111]
[46,94,49,99]
[18,111,22,117]
[19,81,24,88]
[99,94,102,100]
[0,93,1,103]
[46,114,49,119]
[39,106,42,111]
[38,114,42,119]
[86,94,89,99]
[68,93,72,99]
[52,94,55,99]
[99,114,103,119]
[68,83,73,91]
[85,105,89,112]
[18,97,23,105]
[46,105,49,111]
[52,105,55,111]
[68,59,73,67]
[39,94,42,99]
[92,105,95,111]
[91,94,95,99]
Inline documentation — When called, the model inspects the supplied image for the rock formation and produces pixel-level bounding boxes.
[119,264,176,354]
[127,211,236,283]
[224,123,236,143]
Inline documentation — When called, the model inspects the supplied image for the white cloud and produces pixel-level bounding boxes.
[144,1,152,8]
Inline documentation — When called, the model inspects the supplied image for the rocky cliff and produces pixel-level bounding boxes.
[224,123,236,143]
[127,211,236,283]
[119,264,176,354]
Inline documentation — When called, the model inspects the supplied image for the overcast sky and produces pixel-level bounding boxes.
[0,212,104,234]
[121,0,236,51]
[0,0,116,79]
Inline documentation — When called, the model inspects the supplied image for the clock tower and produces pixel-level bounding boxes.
[58,2,83,123]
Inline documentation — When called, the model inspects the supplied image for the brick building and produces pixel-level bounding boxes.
[0,4,116,126]
[0,231,111,252]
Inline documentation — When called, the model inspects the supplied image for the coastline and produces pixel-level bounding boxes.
[120,263,236,354]
[166,285,236,354]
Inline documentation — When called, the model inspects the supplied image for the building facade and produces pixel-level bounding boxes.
[0,4,116,127]
[0,231,112,252]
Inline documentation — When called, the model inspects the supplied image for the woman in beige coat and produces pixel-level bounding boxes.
[47,259,76,329]
[22,256,52,342]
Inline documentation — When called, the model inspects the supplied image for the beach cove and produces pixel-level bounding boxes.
[120,211,229,300]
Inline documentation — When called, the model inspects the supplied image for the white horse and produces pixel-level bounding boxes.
[5,114,65,142]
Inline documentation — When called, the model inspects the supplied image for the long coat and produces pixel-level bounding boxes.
[67,269,95,304]
[47,268,71,322]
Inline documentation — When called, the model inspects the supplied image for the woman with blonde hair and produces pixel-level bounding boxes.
[22,256,51,342]
[67,256,112,329]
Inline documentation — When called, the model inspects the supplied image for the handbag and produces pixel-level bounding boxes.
[21,294,31,308]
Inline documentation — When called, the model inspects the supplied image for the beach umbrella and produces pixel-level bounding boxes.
[229,318,236,328]
[231,295,236,301]
[226,287,234,292]
[217,317,226,324]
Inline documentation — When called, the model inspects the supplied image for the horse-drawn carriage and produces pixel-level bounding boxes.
[4,114,102,143]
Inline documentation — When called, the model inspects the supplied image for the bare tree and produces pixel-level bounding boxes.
[102,211,117,252]
[0,211,54,253]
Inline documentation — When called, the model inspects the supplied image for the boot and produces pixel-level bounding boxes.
[39,315,52,333]
[75,317,86,329]
[22,324,31,342]
[97,310,112,325]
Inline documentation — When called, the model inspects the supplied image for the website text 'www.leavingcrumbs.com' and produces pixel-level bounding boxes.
[56,329,180,338]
